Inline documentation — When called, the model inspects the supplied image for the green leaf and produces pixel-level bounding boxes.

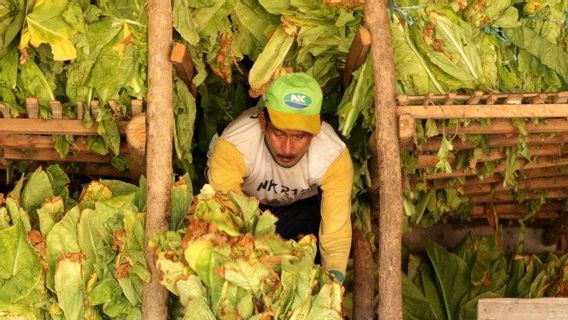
[425,239,471,320]
[46,164,70,197]
[248,22,297,96]
[0,0,26,56]
[171,174,192,230]
[254,210,278,236]
[18,58,55,106]
[46,206,81,291]
[174,78,197,165]
[306,283,343,320]
[37,196,65,236]
[21,167,54,213]
[101,179,139,196]
[0,222,42,305]
[54,255,85,319]
[391,16,443,94]
[435,136,454,173]
[0,44,19,88]
[425,119,439,138]
[506,24,568,83]
[224,259,271,295]
[402,274,440,320]
[23,0,78,60]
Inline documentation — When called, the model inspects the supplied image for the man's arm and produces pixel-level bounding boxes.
[207,138,246,194]
[319,148,354,278]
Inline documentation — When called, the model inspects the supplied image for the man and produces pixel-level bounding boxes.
[206,72,353,282]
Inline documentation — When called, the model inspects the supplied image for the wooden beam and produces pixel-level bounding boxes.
[470,203,564,219]
[478,298,568,320]
[0,134,129,153]
[144,0,172,319]
[415,144,568,169]
[468,190,568,204]
[0,119,128,135]
[398,91,568,106]
[126,114,146,180]
[397,104,568,119]
[423,157,568,180]
[415,166,568,190]
[3,149,112,163]
[170,42,197,96]
[415,132,568,152]
[400,118,568,140]
[462,176,568,195]
[353,228,375,320]
[366,0,403,319]
[343,26,371,88]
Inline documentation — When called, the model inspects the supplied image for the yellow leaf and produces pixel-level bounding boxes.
[50,38,77,61]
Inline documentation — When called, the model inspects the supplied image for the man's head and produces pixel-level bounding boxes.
[259,72,323,168]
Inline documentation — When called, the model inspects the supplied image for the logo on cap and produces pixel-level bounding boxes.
[283,93,312,109]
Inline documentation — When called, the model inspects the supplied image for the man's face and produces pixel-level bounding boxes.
[259,112,314,168]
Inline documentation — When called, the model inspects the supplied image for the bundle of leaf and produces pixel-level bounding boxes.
[403,233,568,320]
[151,184,343,319]
[0,0,149,169]
[172,0,364,91]
[0,165,149,319]
[391,0,568,94]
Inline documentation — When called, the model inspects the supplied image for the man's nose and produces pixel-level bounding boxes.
[283,137,293,153]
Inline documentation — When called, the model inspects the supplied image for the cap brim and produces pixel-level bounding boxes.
[267,108,321,135]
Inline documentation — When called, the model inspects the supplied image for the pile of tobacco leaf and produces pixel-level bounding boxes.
[151,184,344,319]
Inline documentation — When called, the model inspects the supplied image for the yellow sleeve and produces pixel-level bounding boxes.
[319,148,353,276]
[207,138,246,194]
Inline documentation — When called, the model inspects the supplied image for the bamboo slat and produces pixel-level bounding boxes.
[3,149,112,163]
[398,104,568,119]
[0,119,128,135]
[414,133,568,152]
[423,157,568,180]
[0,134,130,153]
[400,119,568,140]
[415,144,568,169]
[468,190,568,204]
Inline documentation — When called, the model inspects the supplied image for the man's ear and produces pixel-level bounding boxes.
[258,111,267,133]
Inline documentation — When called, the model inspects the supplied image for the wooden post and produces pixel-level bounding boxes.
[353,228,375,319]
[343,26,371,88]
[126,114,147,180]
[366,0,404,319]
[170,42,197,96]
[143,1,172,319]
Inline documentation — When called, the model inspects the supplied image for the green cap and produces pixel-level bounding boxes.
[264,72,323,135]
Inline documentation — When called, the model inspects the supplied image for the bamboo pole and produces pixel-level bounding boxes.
[366,1,403,318]
[143,1,172,319]
[415,133,568,152]
[400,119,568,140]
[353,228,375,319]
[415,144,568,169]
[0,119,128,135]
[423,157,568,180]
[398,104,568,119]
